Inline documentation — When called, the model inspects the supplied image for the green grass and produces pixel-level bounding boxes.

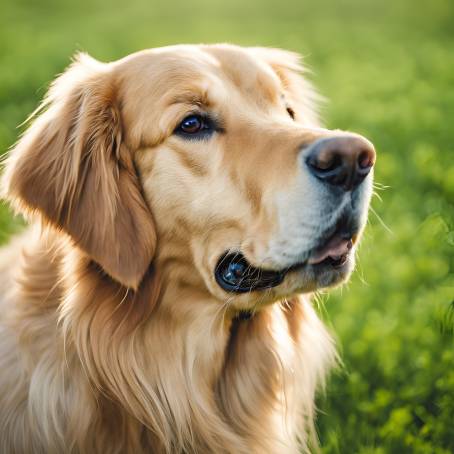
[1,0,453,452]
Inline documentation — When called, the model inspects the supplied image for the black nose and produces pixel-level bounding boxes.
[306,135,376,191]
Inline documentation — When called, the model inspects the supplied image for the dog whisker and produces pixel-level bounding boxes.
[369,206,394,235]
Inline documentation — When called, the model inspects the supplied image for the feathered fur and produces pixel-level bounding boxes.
[0,44,362,454]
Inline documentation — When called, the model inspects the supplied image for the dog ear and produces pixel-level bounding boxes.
[2,53,156,289]
[249,47,322,127]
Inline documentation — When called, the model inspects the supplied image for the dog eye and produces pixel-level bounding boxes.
[180,115,204,133]
[286,106,295,120]
[176,114,213,138]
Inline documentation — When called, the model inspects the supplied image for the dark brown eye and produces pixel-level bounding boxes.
[175,114,216,140]
[286,106,295,120]
[179,115,204,134]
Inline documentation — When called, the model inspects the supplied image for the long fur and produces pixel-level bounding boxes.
[0,228,335,453]
[0,45,340,454]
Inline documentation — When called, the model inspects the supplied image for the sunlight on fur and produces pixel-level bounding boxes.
[0,44,374,453]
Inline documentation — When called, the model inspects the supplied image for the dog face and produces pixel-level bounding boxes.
[121,45,375,308]
[4,44,375,311]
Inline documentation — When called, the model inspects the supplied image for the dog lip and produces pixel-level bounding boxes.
[215,252,286,293]
[214,251,313,294]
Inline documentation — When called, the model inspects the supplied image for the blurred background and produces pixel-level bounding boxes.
[1,0,453,452]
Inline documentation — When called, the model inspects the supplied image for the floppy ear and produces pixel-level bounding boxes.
[2,53,156,289]
[249,47,322,127]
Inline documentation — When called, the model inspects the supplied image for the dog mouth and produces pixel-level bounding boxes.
[307,235,353,266]
[215,232,355,294]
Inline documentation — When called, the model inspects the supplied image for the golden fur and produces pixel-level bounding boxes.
[0,44,373,453]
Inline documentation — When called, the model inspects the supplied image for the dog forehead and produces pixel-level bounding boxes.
[116,46,219,96]
[117,45,284,146]
[118,44,282,106]
[204,45,283,103]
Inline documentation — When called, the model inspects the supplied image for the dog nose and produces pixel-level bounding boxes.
[305,135,376,191]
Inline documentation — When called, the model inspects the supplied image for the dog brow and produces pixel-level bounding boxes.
[168,92,211,108]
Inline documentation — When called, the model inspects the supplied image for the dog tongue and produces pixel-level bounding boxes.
[308,236,352,265]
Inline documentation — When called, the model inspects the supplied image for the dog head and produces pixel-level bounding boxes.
[3,44,375,311]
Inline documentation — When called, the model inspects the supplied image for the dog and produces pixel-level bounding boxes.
[0,44,375,453]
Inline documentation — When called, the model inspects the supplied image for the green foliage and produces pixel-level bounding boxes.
[1,0,453,451]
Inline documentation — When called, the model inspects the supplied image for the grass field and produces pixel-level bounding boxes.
[1,0,453,452]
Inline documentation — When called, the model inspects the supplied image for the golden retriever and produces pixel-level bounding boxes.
[0,44,375,453]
